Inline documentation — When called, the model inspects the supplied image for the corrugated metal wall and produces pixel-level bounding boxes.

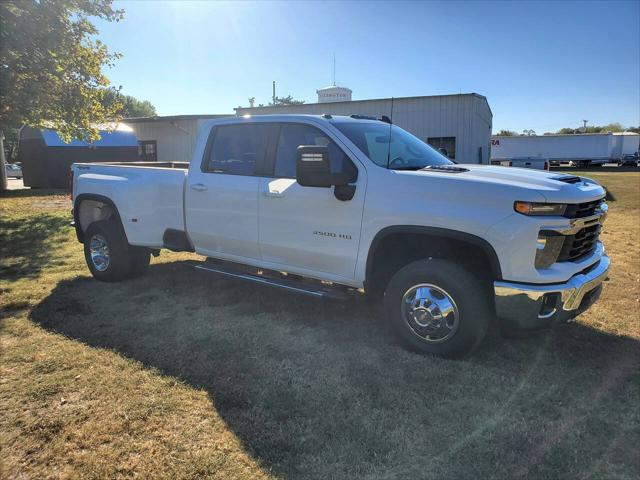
[236,94,493,164]
[127,119,200,162]
[125,94,493,164]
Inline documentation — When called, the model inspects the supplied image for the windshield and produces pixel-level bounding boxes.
[333,122,454,170]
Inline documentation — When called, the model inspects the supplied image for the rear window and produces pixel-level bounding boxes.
[205,124,270,175]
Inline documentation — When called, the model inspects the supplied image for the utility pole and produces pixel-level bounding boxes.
[0,130,7,191]
[582,119,588,133]
[272,81,276,105]
[332,52,336,86]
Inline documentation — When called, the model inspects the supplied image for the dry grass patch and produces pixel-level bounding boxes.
[1,173,639,479]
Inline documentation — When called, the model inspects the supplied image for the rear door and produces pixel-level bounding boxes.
[185,122,273,261]
[258,122,366,280]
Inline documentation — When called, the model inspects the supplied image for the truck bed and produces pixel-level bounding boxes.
[78,161,190,169]
[72,162,189,248]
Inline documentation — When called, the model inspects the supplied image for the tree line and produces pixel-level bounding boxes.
[496,123,640,136]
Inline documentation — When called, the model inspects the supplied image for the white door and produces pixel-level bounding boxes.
[258,123,366,280]
[185,123,271,261]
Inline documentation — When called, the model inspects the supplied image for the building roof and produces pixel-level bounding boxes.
[20,124,138,147]
[235,92,490,112]
[122,114,230,123]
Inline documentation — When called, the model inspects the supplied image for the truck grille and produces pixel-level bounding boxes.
[564,198,604,218]
[554,196,605,262]
[557,224,601,262]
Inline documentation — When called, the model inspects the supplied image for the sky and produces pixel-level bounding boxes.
[94,0,640,133]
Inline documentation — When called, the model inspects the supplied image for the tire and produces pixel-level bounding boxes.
[383,259,490,358]
[84,219,133,282]
[128,247,151,278]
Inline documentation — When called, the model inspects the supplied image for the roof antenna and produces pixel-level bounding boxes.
[386,97,394,169]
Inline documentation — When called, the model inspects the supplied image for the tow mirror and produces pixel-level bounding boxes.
[296,145,334,187]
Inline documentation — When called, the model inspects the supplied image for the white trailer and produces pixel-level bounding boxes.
[491,133,640,167]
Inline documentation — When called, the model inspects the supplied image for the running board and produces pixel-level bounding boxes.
[193,263,354,300]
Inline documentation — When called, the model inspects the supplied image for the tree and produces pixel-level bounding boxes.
[556,123,626,134]
[101,88,157,118]
[0,0,124,189]
[268,95,305,106]
[626,126,640,133]
[522,129,536,136]
[495,129,517,136]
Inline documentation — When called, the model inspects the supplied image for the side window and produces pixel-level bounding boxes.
[205,124,269,175]
[275,124,357,182]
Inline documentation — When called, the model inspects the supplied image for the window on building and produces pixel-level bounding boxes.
[274,124,357,181]
[206,124,270,175]
[427,137,456,160]
[138,140,157,162]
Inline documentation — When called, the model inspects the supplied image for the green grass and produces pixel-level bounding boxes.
[1,173,639,479]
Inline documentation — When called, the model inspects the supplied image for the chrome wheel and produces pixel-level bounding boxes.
[401,283,460,343]
[89,234,110,272]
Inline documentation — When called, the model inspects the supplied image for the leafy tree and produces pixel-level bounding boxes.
[556,123,626,134]
[0,0,124,189]
[269,95,306,106]
[522,129,536,136]
[495,129,517,136]
[626,126,640,133]
[0,0,123,142]
[101,88,157,118]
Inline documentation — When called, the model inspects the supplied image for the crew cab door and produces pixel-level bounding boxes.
[185,123,272,261]
[258,122,366,280]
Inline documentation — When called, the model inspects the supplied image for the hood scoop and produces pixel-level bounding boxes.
[555,175,582,184]
[420,165,470,173]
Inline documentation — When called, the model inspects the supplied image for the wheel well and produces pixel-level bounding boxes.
[74,196,121,243]
[365,230,501,296]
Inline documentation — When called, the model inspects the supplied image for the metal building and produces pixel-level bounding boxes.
[236,93,493,164]
[121,94,493,165]
[123,114,229,162]
[18,124,139,188]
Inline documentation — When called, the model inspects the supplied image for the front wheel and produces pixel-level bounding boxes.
[383,259,490,358]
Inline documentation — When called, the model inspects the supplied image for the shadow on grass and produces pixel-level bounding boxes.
[0,188,68,199]
[0,214,71,281]
[30,261,640,479]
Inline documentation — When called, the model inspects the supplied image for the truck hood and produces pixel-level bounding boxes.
[414,164,606,203]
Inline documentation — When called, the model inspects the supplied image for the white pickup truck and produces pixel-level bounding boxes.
[71,114,610,357]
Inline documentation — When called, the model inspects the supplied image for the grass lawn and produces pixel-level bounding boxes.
[1,171,639,479]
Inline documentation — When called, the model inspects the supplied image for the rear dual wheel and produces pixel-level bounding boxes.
[84,220,150,282]
[384,259,490,358]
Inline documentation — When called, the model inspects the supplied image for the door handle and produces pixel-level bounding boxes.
[190,183,208,192]
[263,190,283,198]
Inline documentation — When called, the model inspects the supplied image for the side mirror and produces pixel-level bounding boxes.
[296,145,334,187]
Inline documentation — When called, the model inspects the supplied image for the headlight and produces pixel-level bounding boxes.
[514,201,567,216]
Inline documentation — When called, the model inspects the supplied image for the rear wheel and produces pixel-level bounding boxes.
[84,220,134,282]
[383,259,490,358]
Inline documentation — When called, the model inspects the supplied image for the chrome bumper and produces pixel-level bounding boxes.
[494,255,610,331]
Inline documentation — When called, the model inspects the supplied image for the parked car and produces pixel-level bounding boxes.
[5,163,23,178]
[618,154,639,167]
[71,115,610,357]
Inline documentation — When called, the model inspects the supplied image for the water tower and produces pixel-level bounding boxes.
[316,85,352,103]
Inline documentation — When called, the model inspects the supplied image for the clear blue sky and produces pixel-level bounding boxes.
[95,0,640,133]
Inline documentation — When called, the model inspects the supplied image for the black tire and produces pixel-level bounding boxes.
[84,219,133,282]
[128,247,151,278]
[383,259,490,358]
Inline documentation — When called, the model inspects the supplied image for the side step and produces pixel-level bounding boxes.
[193,262,355,301]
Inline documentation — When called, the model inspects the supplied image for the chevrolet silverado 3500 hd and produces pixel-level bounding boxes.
[71,115,610,357]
